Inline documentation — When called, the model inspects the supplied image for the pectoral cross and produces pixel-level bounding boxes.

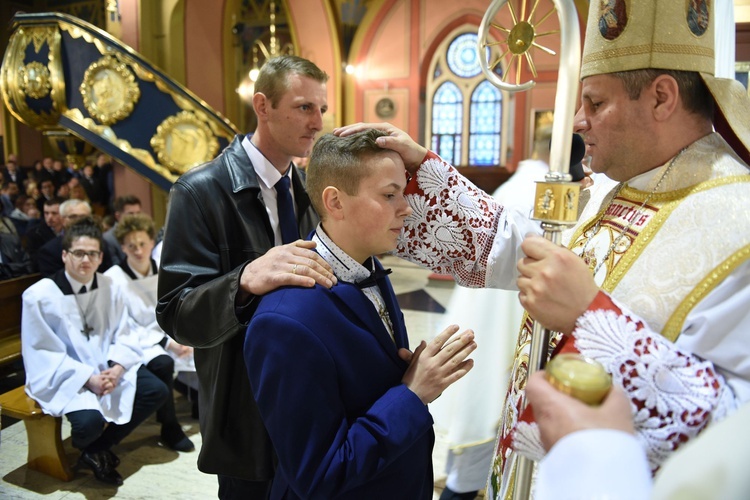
[75,286,94,340]
[81,323,93,340]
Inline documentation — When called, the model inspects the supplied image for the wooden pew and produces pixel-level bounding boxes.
[0,273,41,366]
[0,273,73,481]
[0,386,74,481]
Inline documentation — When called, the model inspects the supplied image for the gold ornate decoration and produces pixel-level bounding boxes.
[150,111,219,175]
[80,54,140,125]
[0,24,64,130]
[533,181,579,223]
[3,13,237,190]
[27,26,57,53]
[44,130,96,169]
[58,20,238,139]
[480,0,559,86]
[58,21,109,54]
[18,61,52,99]
[63,108,177,181]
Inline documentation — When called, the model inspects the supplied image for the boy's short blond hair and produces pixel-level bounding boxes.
[306,129,390,219]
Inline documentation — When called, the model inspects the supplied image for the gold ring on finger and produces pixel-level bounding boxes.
[292,264,298,275]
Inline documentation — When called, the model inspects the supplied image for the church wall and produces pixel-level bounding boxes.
[14,122,45,170]
[359,0,412,132]
[184,1,225,115]
[119,0,140,52]
[286,0,342,130]
[347,0,566,169]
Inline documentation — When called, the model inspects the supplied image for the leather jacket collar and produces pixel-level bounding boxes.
[225,135,262,194]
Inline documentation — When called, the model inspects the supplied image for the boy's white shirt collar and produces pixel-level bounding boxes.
[312,224,373,284]
[65,271,94,294]
[312,224,396,342]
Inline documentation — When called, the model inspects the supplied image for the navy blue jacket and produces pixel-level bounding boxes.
[245,264,434,499]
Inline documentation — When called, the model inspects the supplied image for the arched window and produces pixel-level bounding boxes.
[426,29,508,167]
[470,81,502,165]
[431,82,463,163]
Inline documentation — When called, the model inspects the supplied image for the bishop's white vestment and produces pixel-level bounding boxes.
[396,133,750,499]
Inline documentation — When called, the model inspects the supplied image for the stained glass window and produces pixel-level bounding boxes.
[431,82,463,164]
[427,29,505,166]
[469,81,502,165]
[447,33,482,78]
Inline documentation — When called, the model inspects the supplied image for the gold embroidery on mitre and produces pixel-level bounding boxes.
[582,43,714,65]
[652,43,713,58]
[581,0,716,78]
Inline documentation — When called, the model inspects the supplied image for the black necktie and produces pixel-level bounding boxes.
[79,285,87,294]
[356,267,393,289]
[275,176,298,244]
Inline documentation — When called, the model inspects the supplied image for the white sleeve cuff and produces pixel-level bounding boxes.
[535,429,652,500]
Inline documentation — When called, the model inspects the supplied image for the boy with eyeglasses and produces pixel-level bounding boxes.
[21,216,168,485]
[36,199,114,276]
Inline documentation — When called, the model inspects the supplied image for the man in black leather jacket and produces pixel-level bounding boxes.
[156,56,337,499]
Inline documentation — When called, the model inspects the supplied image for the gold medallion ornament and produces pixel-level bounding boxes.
[18,61,51,99]
[79,54,140,125]
[1,24,64,129]
[150,111,219,174]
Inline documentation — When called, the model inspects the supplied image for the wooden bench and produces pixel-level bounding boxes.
[0,273,73,481]
[0,273,41,366]
[0,386,73,481]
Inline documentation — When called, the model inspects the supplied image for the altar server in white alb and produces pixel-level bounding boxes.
[105,213,195,452]
[22,216,169,486]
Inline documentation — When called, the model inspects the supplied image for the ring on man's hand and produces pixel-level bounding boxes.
[292,264,298,275]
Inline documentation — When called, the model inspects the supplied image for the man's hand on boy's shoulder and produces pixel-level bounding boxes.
[236,240,337,304]
[401,324,476,404]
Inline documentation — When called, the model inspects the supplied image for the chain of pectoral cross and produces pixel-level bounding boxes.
[74,290,95,340]
[579,147,685,275]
